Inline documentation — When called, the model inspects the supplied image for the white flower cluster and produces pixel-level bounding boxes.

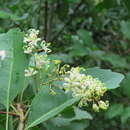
[63,67,109,112]
[24,29,51,77]
[23,29,40,54]
[23,29,51,54]
[34,53,50,69]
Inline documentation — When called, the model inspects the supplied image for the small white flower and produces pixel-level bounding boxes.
[24,46,33,54]
[25,67,38,77]
[0,50,6,60]
[40,42,51,53]
[93,104,99,112]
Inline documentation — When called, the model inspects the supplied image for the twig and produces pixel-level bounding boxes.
[0,111,19,117]
[51,0,84,42]
[44,0,48,41]
[46,2,55,41]
[37,0,42,30]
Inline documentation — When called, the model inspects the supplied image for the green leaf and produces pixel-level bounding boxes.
[8,116,14,130]
[106,104,124,119]
[121,107,130,124]
[0,124,5,130]
[51,107,92,127]
[101,52,128,69]
[124,0,130,15]
[0,29,28,106]
[67,0,80,3]
[85,68,124,89]
[77,29,93,47]
[101,0,117,9]
[73,107,92,120]
[120,20,130,40]
[50,53,73,64]
[0,29,28,129]
[25,87,80,129]
[121,73,130,99]
[0,11,21,21]
[44,120,89,130]
[56,1,69,20]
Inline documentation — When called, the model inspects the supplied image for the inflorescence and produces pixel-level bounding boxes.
[23,29,51,77]
[23,29,109,112]
[63,67,109,112]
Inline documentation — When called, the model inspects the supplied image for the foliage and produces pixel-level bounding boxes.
[0,0,129,129]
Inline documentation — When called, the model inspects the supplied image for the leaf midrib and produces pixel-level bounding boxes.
[6,45,14,130]
[25,97,80,130]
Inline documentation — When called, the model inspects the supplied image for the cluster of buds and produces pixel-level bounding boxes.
[63,67,109,112]
[24,29,51,77]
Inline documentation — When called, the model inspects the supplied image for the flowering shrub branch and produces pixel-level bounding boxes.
[23,29,109,112]
[0,29,124,130]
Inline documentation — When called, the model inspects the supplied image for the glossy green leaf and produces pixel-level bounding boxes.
[0,29,28,106]
[25,87,80,129]
[51,107,92,127]
[0,29,28,129]
[85,68,124,89]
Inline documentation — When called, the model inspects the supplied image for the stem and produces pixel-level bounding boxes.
[46,2,55,41]
[38,0,42,30]
[6,109,9,130]
[11,104,19,114]
[17,104,25,130]
[18,122,24,130]
[44,0,48,41]
[0,111,19,116]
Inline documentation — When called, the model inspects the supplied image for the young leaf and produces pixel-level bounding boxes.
[85,68,124,89]
[25,87,80,129]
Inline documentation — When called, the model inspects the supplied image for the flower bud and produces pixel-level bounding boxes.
[93,104,99,112]
[98,100,109,110]
[53,60,61,65]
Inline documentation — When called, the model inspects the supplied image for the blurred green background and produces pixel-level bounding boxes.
[0,0,130,129]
